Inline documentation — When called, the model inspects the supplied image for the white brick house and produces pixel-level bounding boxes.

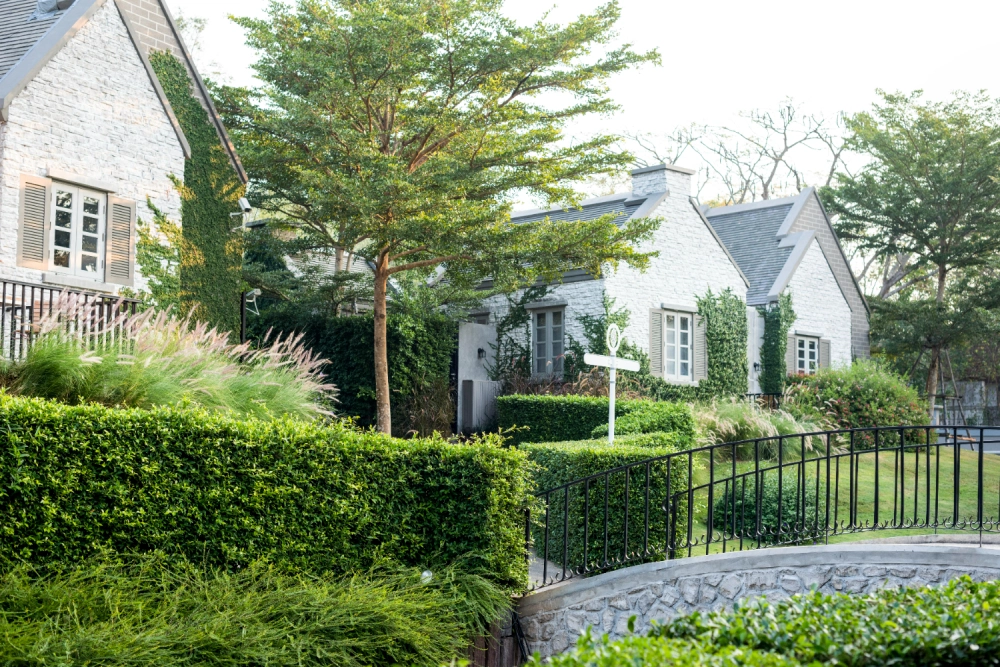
[705,190,870,393]
[459,167,871,427]
[0,0,243,296]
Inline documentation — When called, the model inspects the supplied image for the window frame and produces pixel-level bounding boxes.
[794,335,819,375]
[49,182,106,281]
[532,307,565,377]
[661,309,695,383]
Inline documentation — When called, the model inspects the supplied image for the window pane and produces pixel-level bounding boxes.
[552,311,562,326]
[666,315,676,344]
[54,230,71,249]
[83,216,99,234]
[56,211,72,228]
[82,236,97,254]
[680,316,689,331]
[680,361,689,376]
[80,255,98,273]
[55,191,72,208]
[83,197,99,215]
[53,250,70,268]
[680,347,689,362]
[666,360,676,375]
[680,330,689,346]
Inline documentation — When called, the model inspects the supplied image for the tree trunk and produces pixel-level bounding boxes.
[925,346,940,421]
[374,254,392,434]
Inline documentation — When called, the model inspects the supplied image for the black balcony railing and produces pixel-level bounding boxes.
[526,424,1000,590]
[0,279,140,360]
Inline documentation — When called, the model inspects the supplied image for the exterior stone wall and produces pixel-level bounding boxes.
[789,196,870,358]
[785,238,853,368]
[605,167,748,360]
[0,0,185,292]
[518,544,1000,659]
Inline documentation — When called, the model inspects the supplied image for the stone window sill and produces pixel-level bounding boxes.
[42,272,115,294]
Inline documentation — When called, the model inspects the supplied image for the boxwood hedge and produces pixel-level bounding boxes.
[498,395,695,446]
[0,395,532,589]
[523,435,690,571]
[537,632,800,667]
[655,576,1000,666]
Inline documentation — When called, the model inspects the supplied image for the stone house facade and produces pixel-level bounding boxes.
[0,0,243,297]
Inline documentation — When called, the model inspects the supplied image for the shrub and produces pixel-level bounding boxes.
[693,399,831,459]
[498,395,633,444]
[655,576,1000,666]
[697,288,750,397]
[523,435,689,571]
[711,471,820,545]
[785,360,928,443]
[9,299,335,420]
[590,401,697,446]
[537,631,801,667]
[0,395,532,589]
[0,558,510,667]
[249,305,456,429]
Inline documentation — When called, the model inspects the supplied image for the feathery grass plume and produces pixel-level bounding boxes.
[11,295,336,419]
[0,556,510,667]
[693,398,831,459]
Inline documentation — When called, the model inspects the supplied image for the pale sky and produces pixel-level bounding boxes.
[165,0,1000,188]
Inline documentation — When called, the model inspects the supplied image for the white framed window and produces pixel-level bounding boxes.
[663,311,693,382]
[50,183,106,280]
[795,336,819,375]
[533,309,564,376]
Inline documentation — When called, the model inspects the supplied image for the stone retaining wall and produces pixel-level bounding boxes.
[517,544,1000,658]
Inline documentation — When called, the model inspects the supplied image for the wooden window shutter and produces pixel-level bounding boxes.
[693,314,708,382]
[820,339,832,369]
[649,310,663,377]
[17,174,52,270]
[785,336,796,376]
[106,197,136,286]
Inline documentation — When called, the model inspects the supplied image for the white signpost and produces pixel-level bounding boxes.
[584,324,640,445]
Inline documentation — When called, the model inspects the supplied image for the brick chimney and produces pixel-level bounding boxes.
[630,163,696,199]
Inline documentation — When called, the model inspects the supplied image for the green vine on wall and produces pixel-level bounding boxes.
[149,52,245,333]
[697,288,749,397]
[758,292,797,394]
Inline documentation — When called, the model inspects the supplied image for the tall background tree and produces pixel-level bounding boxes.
[218,0,660,433]
[826,91,1000,404]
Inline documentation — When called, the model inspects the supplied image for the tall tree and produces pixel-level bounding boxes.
[218,0,659,433]
[827,91,1000,403]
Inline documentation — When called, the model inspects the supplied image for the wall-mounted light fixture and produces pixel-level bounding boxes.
[753,362,761,373]
[478,348,486,359]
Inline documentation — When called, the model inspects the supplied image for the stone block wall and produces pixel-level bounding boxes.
[518,544,1000,659]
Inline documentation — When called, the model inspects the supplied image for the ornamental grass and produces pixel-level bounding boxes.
[5,296,335,420]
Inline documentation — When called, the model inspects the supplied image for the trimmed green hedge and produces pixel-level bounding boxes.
[538,632,800,667]
[523,435,689,570]
[655,576,1000,666]
[711,471,820,545]
[590,401,696,445]
[498,395,696,446]
[250,306,456,428]
[0,395,531,589]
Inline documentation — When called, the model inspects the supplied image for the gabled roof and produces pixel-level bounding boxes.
[511,191,667,226]
[705,188,867,311]
[0,0,247,183]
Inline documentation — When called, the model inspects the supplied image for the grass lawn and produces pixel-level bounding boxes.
[676,445,1000,557]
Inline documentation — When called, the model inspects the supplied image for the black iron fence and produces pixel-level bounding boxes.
[527,424,1000,589]
[0,279,139,360]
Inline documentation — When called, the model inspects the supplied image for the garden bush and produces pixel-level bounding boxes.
[590,400,696,446]
[785,360,928,446]
[655,576,1000,666]
[0,395,531,589]
[711,470,820,545]
[6,299,335,420]
[498,394,635,444]
[537,631,801,667]
[523,435,690,570]
[249,304,456,429]
[0,558,510,667]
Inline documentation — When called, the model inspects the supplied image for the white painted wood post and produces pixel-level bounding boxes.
[584,324,639,445]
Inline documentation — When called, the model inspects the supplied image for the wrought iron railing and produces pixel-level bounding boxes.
[526,424,1000,589]
[0,279,139,360]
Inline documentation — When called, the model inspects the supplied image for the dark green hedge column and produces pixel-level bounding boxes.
[150,52,245,333]
[697,288,749,397]
[758,293,796,394]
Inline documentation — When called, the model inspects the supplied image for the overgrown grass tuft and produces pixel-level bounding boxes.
[5,297,335,420]
[693,398,830,459]
[0,557,510,667]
